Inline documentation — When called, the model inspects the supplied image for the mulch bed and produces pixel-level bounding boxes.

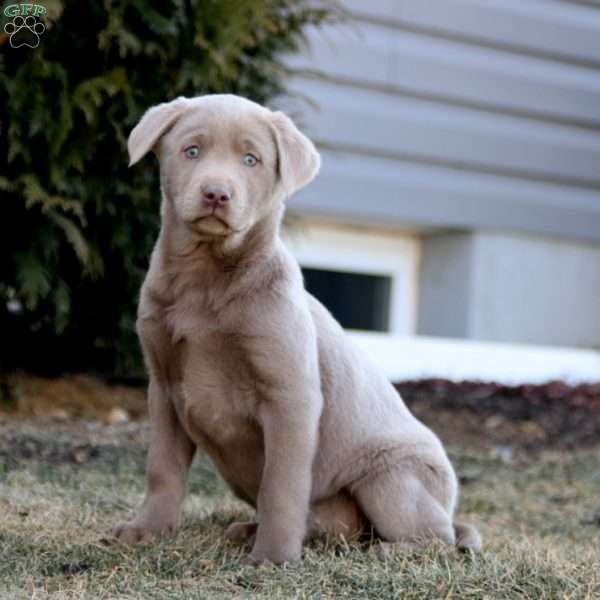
[2,374,599,452]
[395,379,600,450]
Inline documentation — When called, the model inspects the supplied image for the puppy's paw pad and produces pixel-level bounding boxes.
[112,521,168,544]
[225,521,258,544]
[247,547,302,566]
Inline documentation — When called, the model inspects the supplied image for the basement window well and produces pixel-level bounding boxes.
[283,222,419,335]
[302,268,392,332]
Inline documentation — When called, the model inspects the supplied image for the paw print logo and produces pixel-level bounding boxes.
[4,15,45,48]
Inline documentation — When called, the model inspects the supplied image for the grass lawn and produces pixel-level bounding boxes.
[1,415,599,599]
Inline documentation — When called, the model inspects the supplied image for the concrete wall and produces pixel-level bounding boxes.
[470,232,600,348]
[417,233,474,339]
[418,231,600,348]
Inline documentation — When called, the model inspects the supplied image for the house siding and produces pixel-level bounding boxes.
[281,0,600,243]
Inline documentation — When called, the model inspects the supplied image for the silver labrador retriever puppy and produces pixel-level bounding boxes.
[113,94,481,563]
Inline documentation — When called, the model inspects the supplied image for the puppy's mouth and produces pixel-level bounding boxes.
[188,214,232,236]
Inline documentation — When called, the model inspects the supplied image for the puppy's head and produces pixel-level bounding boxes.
[128,94,320,238]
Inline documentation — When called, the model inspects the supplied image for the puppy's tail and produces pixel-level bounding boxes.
[453,522,482,551]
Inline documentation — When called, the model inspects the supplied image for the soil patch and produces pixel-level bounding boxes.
[397,379,600,451]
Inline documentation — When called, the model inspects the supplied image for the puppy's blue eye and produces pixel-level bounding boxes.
[185,146,200,159]
[243,153,258,167]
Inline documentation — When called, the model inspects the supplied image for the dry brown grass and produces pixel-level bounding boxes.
[1,416,599,599]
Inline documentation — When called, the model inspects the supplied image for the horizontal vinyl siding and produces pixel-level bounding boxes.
[281,0,600,242]
[286,77,600,186]
[291,152,600,241]
[286,20,600,128]
[343,0,600,67]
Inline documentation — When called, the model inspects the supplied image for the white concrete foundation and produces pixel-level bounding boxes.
[419,231,600,349]
[349,331,600,385]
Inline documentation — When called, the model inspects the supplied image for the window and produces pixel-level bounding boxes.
[302,268,391,331]
[283,221,419,335]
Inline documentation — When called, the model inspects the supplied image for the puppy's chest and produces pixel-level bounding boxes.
[166,284,234,340]
[171,326,262,448]
[161,285,263,446]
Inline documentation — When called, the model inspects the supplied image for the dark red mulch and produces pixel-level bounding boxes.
[395,379,600,450]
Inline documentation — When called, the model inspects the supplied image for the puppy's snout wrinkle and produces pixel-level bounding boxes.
[202,184,231,208]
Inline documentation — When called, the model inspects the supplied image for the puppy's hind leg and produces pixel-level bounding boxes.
[351,467,456,551]
[308,490,369,541]
[453,521,482,552]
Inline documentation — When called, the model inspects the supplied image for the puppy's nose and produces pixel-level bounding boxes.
[202,184,231,208]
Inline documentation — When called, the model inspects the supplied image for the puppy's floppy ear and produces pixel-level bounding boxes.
[128,97,189,166]
[270,111,321,198]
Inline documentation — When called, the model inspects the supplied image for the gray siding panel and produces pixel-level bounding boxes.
[343,0,600,67]
[282,0,600,242]
[286,77,600,187]
[285,23,600,126]
[291,151,600,242]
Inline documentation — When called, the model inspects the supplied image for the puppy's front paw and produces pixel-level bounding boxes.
[112,517,176,544]
[247,541,302,565]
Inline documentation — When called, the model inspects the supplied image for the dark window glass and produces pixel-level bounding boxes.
[302,268,391,332]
